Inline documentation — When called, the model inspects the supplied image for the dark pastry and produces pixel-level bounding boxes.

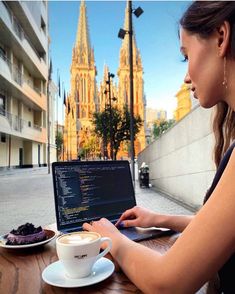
[6,223,46,245]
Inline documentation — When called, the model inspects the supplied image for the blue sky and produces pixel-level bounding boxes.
[49,1,189,122]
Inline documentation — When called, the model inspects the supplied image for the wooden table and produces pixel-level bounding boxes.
[0,229,207,294]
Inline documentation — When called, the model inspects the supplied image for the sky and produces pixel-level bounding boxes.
[49,1,190,123]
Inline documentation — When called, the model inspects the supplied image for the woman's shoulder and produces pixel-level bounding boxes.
[220,141,235,169]
[204,142,235,203]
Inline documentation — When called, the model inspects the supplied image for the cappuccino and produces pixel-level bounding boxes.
[56,231,112,278]
[58,232,98,245]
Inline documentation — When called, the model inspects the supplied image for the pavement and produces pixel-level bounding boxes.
[0,166,194,235]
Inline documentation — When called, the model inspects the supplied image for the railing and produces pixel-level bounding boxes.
[0,53,42,96]
[0,109,42,133]
[2,1,44,61]
[24,77,41,96]
[5,110,23,132]
[0,51,23,86]
[33,124,42,131]
[33,85,41,95]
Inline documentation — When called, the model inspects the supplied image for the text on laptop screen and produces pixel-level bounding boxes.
[53,161,135,230]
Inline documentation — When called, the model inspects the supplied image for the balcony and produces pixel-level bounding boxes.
[22,82,46,110]
[0,53,46,110]
[0,110,47,144]
[0,1,48,79]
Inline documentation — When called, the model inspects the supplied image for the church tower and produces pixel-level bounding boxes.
[174,83,192,121]
[117,2,146,155]
[99,64,118,112]
[64,0,97,160]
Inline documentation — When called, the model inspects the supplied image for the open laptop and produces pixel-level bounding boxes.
[52,160,173,242]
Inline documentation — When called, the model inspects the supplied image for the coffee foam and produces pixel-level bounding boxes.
[59,233,98,245]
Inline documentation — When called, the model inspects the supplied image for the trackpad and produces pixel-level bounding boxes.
[120,227,173,242]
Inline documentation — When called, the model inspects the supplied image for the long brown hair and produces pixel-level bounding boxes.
[180,1,235,168]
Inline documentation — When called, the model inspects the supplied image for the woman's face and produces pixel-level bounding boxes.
[180,28,224,108]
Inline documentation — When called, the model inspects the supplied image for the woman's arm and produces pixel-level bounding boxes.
[84,150,235,293]
[116,206,194,233]
[157,214,194,232]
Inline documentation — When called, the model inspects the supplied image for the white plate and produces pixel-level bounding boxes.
[42,257,114,288]
[0,229,56,249]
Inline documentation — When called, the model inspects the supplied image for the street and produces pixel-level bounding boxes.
[0,167,193,235]
[0,168,55,234]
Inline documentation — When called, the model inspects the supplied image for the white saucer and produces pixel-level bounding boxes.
[42,257,114,288]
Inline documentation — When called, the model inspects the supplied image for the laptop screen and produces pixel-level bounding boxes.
[52,160,136,231]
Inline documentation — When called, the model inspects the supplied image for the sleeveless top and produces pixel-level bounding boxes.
[204,141,235,294]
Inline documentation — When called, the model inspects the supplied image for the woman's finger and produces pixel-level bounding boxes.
[115,209,137,226]
[82,222,93,231]
[121,218,138,228]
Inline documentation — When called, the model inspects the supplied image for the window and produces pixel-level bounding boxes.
[0,94,6,116]
[28,121,31,127]
[1,133,6,143]
[0,46,6,60]
[41,17,46,34]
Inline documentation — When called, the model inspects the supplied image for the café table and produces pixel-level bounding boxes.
[0,226,208,294]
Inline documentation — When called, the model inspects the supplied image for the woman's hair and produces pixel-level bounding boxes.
[180,1,235,168]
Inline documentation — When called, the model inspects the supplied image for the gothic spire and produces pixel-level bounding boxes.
[103,63,109,82]
[119,1,142,68]
[75,0,93,66]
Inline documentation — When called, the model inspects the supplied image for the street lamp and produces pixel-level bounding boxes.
[105,72,115,160]
[118,1,143,183]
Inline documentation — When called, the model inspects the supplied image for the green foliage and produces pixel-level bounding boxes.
[153,119,175,139]
[82,136,100,159]
[78,148,86,159]
[55,131,63,151]
[92,106,142,160]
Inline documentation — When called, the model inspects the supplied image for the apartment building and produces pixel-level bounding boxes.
[0,1,51,168]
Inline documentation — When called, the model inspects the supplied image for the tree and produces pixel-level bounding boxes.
[81,135,100,159]
[55,131,63,160]
[92,106,142,160]
[153,119,175,139]
[92,110,109,159]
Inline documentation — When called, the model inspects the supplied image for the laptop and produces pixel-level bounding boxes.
[52,160,173,242]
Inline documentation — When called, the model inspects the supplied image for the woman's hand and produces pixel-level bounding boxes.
[83,218,120,237]
[83,218,127,257]
[115,206,158,228]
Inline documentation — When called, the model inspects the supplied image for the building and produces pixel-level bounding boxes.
[64,1,146,160]
[145,108,167,143]
[117,3,146,156]
[174,83,192,121]
[0,0,50,168]
[146,108,167,126]
[63,0,97,161]
[49,80,58,163]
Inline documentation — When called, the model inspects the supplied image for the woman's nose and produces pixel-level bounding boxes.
[184,72,191,84]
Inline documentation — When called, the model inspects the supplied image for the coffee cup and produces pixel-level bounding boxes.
[56,231,112,279]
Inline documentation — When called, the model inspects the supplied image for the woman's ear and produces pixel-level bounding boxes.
[217,21,230,57]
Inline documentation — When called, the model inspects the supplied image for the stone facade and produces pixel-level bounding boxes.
[64,0,146,160]
[174,83,192,121]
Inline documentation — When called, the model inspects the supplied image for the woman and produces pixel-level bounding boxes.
[83,2,235,293]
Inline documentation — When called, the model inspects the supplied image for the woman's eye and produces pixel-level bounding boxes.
[182,55,188,62]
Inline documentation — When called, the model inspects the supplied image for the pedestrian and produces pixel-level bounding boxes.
[83,2,235,293]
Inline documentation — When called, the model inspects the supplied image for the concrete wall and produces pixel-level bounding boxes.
[0,136,8,166]
[32,142,41,165]
[10,137,23,166]
[23,141,32,165]
[0,135,48,168]
[138,105,216,209]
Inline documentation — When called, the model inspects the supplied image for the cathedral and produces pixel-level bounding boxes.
[63,0,146,160]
